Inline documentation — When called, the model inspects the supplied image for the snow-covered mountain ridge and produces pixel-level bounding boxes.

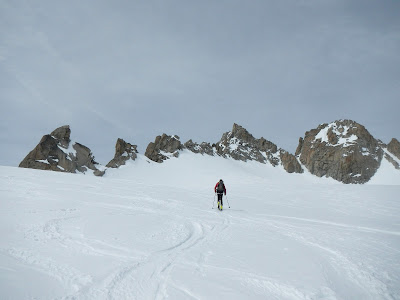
[18,120,400,184]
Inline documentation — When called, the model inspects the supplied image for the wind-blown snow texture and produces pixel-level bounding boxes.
[1,151,400,299]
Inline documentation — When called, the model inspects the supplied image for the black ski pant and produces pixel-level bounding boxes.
[217,192,223,206]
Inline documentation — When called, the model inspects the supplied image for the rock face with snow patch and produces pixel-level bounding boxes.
[214,124,303,173]
[145,134,183,163]
[106,138,138,168]
[215,123,269,163]
[184,140,214,156]
[296,120,383,184]
[19,125,105,176]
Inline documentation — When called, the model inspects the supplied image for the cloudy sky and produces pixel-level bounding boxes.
[1,0,399,166]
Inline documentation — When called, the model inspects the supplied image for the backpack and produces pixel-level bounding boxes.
[217,181,225,192]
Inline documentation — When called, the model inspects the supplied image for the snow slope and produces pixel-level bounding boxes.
[1,151,400,299]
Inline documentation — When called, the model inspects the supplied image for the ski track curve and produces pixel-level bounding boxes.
[5,247,92,293]
[61,197,234,300]
[15,203,395,300]
[25,211,140,261]
[2,214,99,296]
[4,188,231,299]
[64,218,211,300]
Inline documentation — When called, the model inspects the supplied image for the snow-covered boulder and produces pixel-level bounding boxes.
[106,138,138,168]
[19,125,105,176]
[296,120,383,184]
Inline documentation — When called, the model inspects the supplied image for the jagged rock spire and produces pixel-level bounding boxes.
[106,138,138,168]
[19,125,105,176]
[145,134,183,163]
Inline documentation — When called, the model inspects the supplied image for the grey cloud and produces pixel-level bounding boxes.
[1,0,399,166]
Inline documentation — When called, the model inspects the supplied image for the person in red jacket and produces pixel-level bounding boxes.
[214,179,226,210]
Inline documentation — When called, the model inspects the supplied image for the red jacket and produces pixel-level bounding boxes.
[214,181,226,194]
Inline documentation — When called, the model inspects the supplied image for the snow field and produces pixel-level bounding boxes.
[1,151,400,299]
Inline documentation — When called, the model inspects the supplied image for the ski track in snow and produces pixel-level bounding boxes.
[1,157,400,300]
[219,213,395,300]
[6,247,93,293]
[60,209,230,300]
[266,221,393,300]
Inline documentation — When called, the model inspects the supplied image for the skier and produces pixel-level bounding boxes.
[214,179,227,210]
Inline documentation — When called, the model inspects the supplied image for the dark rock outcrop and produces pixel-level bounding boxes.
[184,140,214,156]
[51,125,71,148]
[280,150,303,174]
[388,138,400,160]
[145,134,183,163]
[296,120,383,184]
[106,138,138,168]
[19,125,105,176]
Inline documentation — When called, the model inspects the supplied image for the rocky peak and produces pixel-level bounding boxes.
[106,138,138,168]
[230,123,257,144]
[145,134,183,163]
[296,119,383,183]
[19,125,105,176]
[214,123,303,173]
[215,124,265,162]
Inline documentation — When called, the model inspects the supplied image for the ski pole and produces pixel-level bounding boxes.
[226,195,231,208]
[212,193,216,209]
